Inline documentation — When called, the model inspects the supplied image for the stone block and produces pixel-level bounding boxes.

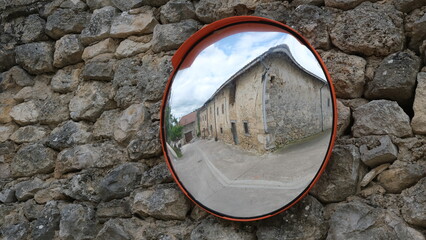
[110,10,158,38]
[359,135,398,168]
[53,34,84,68]
[412,72,426,134]
[15,42,55,74]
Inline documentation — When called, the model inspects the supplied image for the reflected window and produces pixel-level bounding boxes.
[222,104,224,114]
[327,98,330,107]
[217,107,219,115]
[220,127,223,133]
[243,121,249,135]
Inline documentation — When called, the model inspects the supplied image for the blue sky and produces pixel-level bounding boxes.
[169,31,326,118]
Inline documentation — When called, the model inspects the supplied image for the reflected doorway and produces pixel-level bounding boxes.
[231,121,239,145]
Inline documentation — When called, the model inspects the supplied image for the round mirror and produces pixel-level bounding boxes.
[160,17,337,221]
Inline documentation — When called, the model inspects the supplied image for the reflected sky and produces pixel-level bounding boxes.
[169,31,326,118]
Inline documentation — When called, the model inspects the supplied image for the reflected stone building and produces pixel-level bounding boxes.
[197,44,332,152]
[179,111,197,144]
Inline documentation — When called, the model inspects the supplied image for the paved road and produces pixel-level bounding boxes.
[170,129,332,218]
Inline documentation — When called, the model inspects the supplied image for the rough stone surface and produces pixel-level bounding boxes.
[81,60,115,81]
[401,177,426,227]
[359,135,398,168]
[412,72,426,134]
[352,100,412,137]
[191,217,255,240]
[55,141,126,176]
[254,2,291,23]
[31,201,60,240]
[325,0,374,10]
[114,103,146,143]
[110,10,158,38]
[256,195,327,240]
[360,163,390,187]
[395,0,426,13]
[21,14,48,43]
[111,0,143,11]
[327,200,425,240]
[14,178,44,201]
[82,38,117,61]
[15,42,55,74]
[46,120,92,150]
[321,50,366,98]
[0,48,16,73]
[45,9,90,39]
[93,109,120,139]
[69,81,115,121]
[51,64,82,93]
[405,7,426,52]
[127,123,161,160]
[160,0,196,23]
[337,100,350,136]
[63,169,104,202]
[377,164,425,193]
[132,184,190,220]
[59,204,97,240]
[86,0,113,9]
[10,125,49,143]
[152,19,199,53]
[11,143,56,177]
[99,163,145,201]
[365,51,421,103]
[194,0,259,23]
[97,199,132,221]
[115,38,151,59]
[330,2,404,56]
[0,189,16,203]
[0,124,16,142]
[80,6,118,45]
[1,66,34,89]
[141,162,173,187]
[53,34,84,68]
[310,145,361,203]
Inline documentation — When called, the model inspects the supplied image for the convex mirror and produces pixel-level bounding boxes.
[160,16,337,221]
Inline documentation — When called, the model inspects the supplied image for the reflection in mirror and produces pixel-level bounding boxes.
[163,24,334,219]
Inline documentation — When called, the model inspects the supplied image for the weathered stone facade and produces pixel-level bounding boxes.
[198,45,332,152]
[0,0,425,239]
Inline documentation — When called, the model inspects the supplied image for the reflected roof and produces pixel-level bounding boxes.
[179,111,197,126]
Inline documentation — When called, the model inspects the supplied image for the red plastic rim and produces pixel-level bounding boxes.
[159,16,338,222]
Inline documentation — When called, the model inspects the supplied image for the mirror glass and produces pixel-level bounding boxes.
[162,22,335,219]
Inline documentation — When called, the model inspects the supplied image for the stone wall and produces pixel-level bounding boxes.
[0,0,425,239]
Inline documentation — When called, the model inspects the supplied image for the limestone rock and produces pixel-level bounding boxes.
[401,177,426,227]
[114,86,144,108]
[114,103,146,143]
[51,64,82,93]
[15,42,55,74]
[0,48,15,72]
[324,0,375,10]
[320,50,366,98]
[160,0,196,24]
[141,162,173,187]
[337,100,350,136]
[194,0,258,23]
[95,218,140,239]
[60,0,88,10]
[132,184,190,220]
[53,34,84,68]
[127,124,162,159]
[256,195,327,240]
[191,217,255,240]
[96,199,132,222]
[152,19,199,53]
[365,51,421,104]
[63,169,103,202]
[81,60,115,81]
[14,178,44,201]
[11,143,56,177]
[115,39,150,58]
[59,204,97,240]
[45,9,90,39]
[287,5,332,50]
[254,2,291,23]
[377,164,425,193]
[34,181,67,204]
[14,80,53,103]
[110,10,158,38]
[412,72,426,134]
[0,189,16,203]
[10,126,49,144]
[46,120,92,150]
[1,66,34,88]
[82,38,117,61]
[394,0,426,13]
[31,202,60,240]
[80,6,118,45]
[38,94,72,125]
[405,7,426,52]
[327,200,425,240]
[359,135,398,168]
[21,14,48,43]
[1,222,30,240]
[360,163,390,187]
[69,81,115,121]
[330,2,404,56]
[93,109,120,139]
[352,100,412,137]
[310,145,361,203]
[55,141,126,176]
[10,101,40,125]
[0,124,17,142]
[111,0,144,11]
[292,0,324,6]
[87,0,114,10]
[99,163,145,201]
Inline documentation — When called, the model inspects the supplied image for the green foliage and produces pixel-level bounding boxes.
[165,106,183,142]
